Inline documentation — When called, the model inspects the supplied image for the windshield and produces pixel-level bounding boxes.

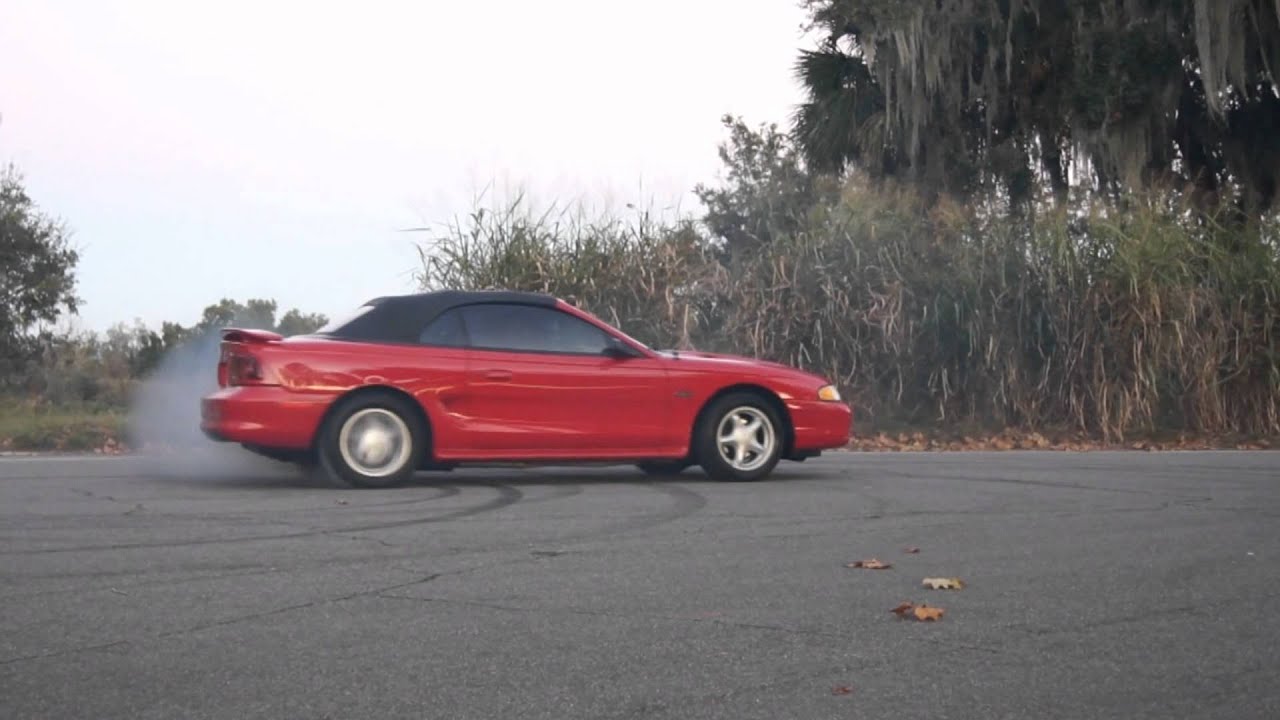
[571,305,652,351]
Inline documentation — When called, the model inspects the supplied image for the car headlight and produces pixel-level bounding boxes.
[818,385,841,402]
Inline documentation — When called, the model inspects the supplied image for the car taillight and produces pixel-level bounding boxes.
[226,352,264,386]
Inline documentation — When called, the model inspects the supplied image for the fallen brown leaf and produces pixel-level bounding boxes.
[832,686,853,696]
[890,602,914,617]
[922,577,965,590]
[847,559,891,569]
[913,605,945,621]
[891,601,945,621]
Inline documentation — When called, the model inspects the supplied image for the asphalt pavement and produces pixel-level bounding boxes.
[2,448,1278,719]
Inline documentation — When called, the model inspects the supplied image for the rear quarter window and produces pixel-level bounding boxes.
[418,309,467,347]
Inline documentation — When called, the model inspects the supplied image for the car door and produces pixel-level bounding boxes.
[448,302,673,457]
[402,305,472,454]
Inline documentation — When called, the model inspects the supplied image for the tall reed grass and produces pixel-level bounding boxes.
[415,184,1280,439]
[414,200,726,350]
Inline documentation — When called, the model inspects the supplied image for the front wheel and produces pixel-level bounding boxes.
[694,392,783,482]
[315,392,428,488]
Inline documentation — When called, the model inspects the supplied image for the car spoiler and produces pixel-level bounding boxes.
[220,327,284,344]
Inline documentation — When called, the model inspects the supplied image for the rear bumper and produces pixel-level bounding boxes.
[788,399,853,452]
[200,386,330,450]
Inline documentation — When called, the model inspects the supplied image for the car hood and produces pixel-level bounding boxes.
[655,349,826,384]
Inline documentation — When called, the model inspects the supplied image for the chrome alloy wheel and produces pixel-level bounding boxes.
[337,408,413,478]
[716,406,776,472]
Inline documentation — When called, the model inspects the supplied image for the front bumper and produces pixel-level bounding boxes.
[200,386,330,450]
[787,399,853,452]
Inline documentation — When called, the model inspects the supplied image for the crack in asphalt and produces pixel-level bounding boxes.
[0,640,131,668]
[342,534,399,548]
[153,573,444,639]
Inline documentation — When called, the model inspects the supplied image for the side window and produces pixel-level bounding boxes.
[460,304,611,355]
[418,308,467,347]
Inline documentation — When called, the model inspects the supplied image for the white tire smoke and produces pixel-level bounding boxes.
[126,327,288,479]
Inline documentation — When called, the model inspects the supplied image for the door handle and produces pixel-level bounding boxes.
[483,369,512,381]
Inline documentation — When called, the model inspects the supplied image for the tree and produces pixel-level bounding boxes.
[172,297,327,339]
[694,115,831,260]
[276,308,328,336]
[794,0,1280,218]
[0,164,80,381]
[194,298,278,331]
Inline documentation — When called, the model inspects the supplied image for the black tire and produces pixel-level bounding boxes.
[693,391,784,482]
[314,391,429,489]
[294,457,327,486]
[636,460,691,476]
[240,444,309,464]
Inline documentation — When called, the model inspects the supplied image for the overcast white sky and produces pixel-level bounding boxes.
[0,0,812,332]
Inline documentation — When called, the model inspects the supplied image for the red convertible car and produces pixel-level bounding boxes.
[201,290,852,487]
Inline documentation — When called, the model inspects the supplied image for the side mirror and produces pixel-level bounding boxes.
[603,336,640,359]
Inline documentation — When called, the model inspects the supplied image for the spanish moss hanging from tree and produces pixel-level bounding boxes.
[794,0,1280,221]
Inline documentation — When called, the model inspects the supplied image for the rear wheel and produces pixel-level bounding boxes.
[694,392,783,482]
[315,392,428,488]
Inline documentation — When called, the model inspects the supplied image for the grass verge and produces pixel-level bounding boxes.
[0,406,128,453]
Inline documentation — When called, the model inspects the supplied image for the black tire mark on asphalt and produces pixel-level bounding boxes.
[333,482,522,532]
[367,476,709,556]
[504,480,709,548]
[519,482,585,505]
[1,478,698,600]
[323,483,462,509]
[611,479,711,530]
[2,468,704,564]
[55,484,465,517]
[0,482,524,556]
[595,481,708,537]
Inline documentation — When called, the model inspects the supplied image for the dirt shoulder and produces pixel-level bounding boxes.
[847,428,1276,452]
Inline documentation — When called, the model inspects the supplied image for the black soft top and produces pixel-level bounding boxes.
[319,289,557,343]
